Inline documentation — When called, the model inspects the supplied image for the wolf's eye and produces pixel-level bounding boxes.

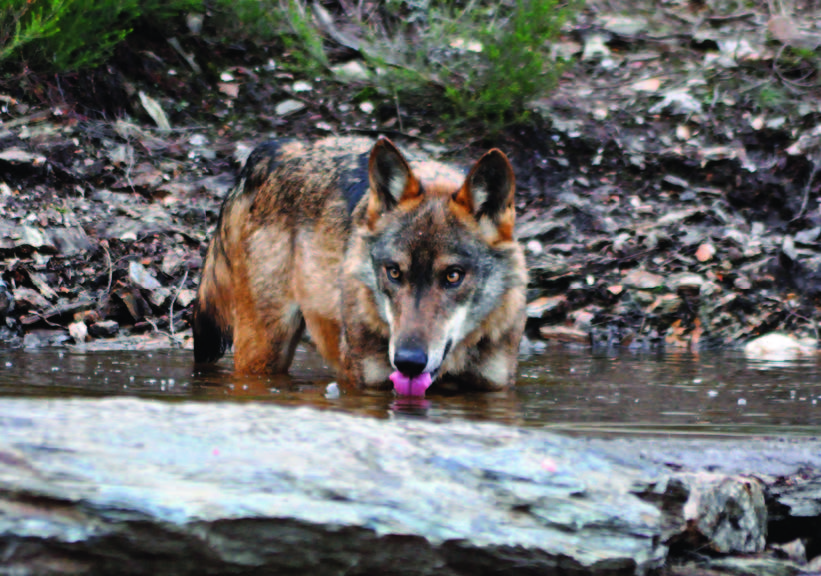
[444,267,464,287]
[385,265,402,283]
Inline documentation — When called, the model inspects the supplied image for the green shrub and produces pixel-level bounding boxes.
[438,0,575,127]
[210,0,281,44]
[0,0,199,73]
[1,0,577,131]
[278,0,578,131]
[280,0,328,74]
[208,0,326,74]
[208,0,577,130]
[755,84,788,111]
[0,0,68,67]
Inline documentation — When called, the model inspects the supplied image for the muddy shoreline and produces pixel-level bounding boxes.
[0,104,817,357]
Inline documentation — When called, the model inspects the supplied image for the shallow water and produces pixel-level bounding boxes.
[1,346,820,436]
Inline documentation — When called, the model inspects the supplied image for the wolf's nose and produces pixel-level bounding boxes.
[394,347,428,377]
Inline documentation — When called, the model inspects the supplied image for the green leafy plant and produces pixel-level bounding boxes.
[281,0,328,73]
[305,0,579,131]
[0,0,199,72]
[438,0,575,127]
[0,0,69,66]
[209,0,288,48]
[207,0,327,73]
[755,84,788,111]
[1,0,577,132]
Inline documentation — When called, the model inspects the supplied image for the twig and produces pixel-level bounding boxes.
[31,312,64,328]
[142,317,186,348]
[168,269,188,337]
[790,158,820,222]
[144,317,167,337]
[55,73,65,103]
[101,241,113,295]
[0,110,51,129]
[703,11,756,22]
[453,0,479,23]
[394,89,404,133]
[604,248,660,266]
[773,45,819,91]
[124,141,136,194]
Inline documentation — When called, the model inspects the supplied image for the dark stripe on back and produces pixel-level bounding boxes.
[238,140,285,196]
[337,151,370,215]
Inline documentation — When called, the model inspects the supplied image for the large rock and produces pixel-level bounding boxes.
[8,401,821,575]
[657,473,767,554]
[0,398,667,575]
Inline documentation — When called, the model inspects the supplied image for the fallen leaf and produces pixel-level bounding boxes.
[649,88,702,115]
[176,289,197,308]
[331,60,371,83]
[582,34,611,62]
[138,91,171,131]
[275,99,305,116]
[623,269,664,290]
[218,82,239,98]
[13,287,50,309]
[695,243,716,262]
[632,78,661,92]
[538,325,589,344]
[0,149,46,165]
[526,295,567,318]
[786,125,821,156]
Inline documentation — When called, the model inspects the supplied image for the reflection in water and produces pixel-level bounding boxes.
[1,345,821,436]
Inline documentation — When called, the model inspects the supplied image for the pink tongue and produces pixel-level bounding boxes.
[389,371,433,396]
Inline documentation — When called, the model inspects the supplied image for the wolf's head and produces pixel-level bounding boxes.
[362,137,520,394]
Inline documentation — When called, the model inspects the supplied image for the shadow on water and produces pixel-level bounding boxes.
[1,345,821,436]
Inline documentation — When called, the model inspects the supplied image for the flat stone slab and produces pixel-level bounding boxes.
[2,399,821,575]
[0,398,666,575]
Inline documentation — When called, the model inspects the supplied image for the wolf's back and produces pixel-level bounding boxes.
[192,137,375,365]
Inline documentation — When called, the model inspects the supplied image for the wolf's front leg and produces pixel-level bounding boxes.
[454,335,521,391]
[339,329,393,389]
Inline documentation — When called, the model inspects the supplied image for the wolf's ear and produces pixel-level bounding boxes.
[367,137,421,227]
[453,149,516,241]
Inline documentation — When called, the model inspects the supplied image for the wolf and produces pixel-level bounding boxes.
[193,136,527,394]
